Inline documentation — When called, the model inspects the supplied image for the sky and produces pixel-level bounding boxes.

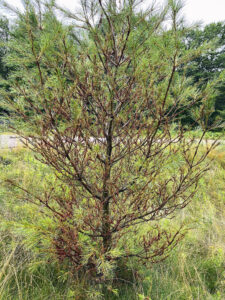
[2,0,225,26]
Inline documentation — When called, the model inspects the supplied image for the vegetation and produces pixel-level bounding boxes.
[0,16,9,80]
[0,16,9,121]
[0,146,224,299]
[0,3,225,126]
[0,0,224,298]
[0,0,220,278]
[183,21,225,126]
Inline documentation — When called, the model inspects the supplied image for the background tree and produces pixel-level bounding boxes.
[0,16,9,78]
[183,22,225,127]
[1,0,218,281]
[0,16,9,118]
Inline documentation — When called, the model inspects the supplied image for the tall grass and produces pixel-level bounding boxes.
[0,147,224,299]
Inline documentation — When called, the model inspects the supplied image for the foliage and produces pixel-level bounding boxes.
[0,16,9,80]
[183,21,225,127]
[0,0,219,282]
[0,147,224,299]
[0,16,9,119]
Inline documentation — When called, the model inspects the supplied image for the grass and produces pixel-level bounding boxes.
[0,146,224,299]
[184,130,225,141]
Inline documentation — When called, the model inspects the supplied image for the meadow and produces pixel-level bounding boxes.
[0,144,224,300]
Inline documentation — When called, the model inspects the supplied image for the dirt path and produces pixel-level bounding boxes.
[0,135,23,149]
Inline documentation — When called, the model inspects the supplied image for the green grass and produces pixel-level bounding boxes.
[184,130,225,140]
[0,146,224,299]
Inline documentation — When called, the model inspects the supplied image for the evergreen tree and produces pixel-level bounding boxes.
[0,16,9,79]
[1,0,218,281]
[184,22,225,127]
[0,16,9,118]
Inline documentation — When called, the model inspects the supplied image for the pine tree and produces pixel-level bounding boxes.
[1,0,218,280]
